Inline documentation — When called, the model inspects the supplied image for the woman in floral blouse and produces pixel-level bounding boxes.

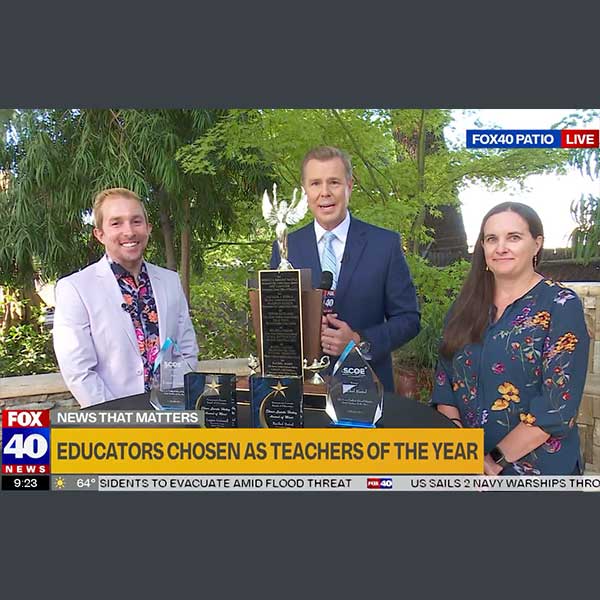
[431,202,590,475]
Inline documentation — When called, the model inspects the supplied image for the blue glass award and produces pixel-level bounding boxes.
[326,340,383,427]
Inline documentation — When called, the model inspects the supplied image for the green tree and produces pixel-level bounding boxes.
[0,109,270,326]
[178,108,574,368]
[190,238,271,358]
[555,110,600,262]
[178,109,570,249]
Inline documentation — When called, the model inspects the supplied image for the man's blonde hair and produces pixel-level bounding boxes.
[92,187,148,229]
[301,146,353,182]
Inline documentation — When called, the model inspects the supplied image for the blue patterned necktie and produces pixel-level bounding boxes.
[321,231,338,290]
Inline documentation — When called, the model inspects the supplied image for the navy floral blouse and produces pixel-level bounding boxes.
[431,280,590,475]
[109,259,161,392]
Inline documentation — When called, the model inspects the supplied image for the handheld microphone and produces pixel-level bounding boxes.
[318,271,335,315]
[319,271,333,291]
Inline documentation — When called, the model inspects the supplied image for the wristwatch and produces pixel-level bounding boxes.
[355,330,372,358]
[489,446,510,470]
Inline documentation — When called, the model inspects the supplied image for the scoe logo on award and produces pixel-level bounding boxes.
[1,409,51,476]
[341,366,367,377]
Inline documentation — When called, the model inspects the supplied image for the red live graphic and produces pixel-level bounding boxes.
[561,130,599,148]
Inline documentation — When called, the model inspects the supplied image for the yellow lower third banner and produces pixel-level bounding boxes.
[51,428,484,474]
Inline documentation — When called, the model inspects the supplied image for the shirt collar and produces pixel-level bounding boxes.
[106,254,147,281]
[314,211,351,244]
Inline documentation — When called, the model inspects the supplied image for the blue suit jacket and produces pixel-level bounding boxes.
[270,217,420,392]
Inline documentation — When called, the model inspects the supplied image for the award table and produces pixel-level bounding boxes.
[85,391,456,429]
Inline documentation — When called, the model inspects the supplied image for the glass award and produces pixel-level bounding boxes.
[326,340,383,427]
[184,372,238,427]
[149,338,194,410]
[250,374,303,428]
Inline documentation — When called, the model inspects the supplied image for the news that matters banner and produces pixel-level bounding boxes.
[466,129,599,149]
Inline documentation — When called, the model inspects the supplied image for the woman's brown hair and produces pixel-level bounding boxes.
[439,202,544,358]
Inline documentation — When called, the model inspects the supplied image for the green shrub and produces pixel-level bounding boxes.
[393,258,469,401]
[398,257,469,366]
[190,274,256,360]
[189,241,269,360]
[0,323,57,376]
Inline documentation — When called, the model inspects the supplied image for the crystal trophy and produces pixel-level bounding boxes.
[326,340,383,427]
[149,338,194,410]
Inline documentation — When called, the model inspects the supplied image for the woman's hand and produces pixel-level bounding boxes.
[484,454,504,476]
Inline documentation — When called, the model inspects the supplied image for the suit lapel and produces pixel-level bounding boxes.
[335,218,367,305]
[147,264,168,346]
[295,225,321,288]
[95,257,139,355]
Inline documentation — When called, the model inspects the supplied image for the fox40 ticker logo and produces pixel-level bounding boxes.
[366,477,393,490]
[2,409,51,475]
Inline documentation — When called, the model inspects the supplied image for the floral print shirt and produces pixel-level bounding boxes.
[109,258,160,392]
[431,280,590,475]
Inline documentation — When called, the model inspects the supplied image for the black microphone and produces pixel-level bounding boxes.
[319,271,333,291]
[318,271,335,315]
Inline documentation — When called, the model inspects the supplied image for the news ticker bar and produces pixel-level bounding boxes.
[40,474,600,492]
[466,129,599,148]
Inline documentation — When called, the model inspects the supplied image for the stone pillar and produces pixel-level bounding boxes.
[571,282,600,473]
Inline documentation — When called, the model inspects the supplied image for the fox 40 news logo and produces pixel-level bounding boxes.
[2,409,51,475]
[366,477,393,490]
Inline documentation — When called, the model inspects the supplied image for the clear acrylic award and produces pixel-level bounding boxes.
[149,337,194,410]
[326,340,383,427]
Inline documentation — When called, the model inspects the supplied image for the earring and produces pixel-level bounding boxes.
[485,264,489,271]
[533,254,538,268]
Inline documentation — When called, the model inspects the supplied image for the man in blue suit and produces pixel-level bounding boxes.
[270,146,420,392]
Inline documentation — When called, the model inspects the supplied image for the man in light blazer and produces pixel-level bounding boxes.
[270,147,420,392]
[53,188,198,408]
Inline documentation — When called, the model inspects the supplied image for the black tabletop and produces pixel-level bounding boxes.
[89,392,455,429]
